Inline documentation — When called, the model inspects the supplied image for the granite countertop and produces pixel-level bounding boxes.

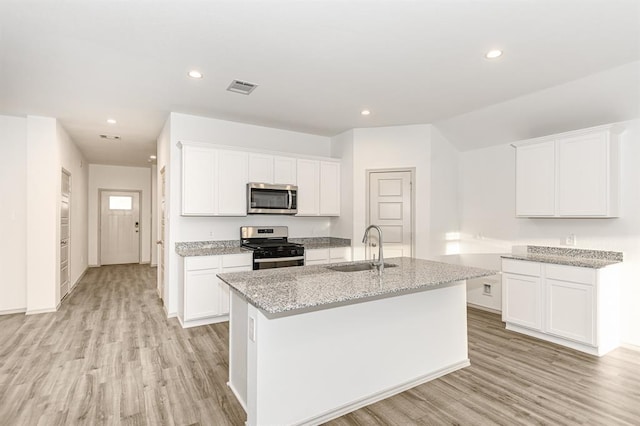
[289,237,351,250]
[501,246,623,269]
[217,257,495,317]
[175,241,250,256]
[175,237,352,257]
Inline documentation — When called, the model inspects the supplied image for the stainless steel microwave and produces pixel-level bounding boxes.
[247,183,298,215]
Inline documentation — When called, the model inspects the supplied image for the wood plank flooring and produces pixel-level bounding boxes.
[1,264,638,425]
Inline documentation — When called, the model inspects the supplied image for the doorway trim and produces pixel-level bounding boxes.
[365,167,416,258]
[97,188,143,266]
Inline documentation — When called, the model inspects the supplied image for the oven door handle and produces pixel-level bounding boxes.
[254,256,305,263]
[288,190,292,210]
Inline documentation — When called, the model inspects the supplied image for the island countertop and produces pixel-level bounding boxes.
[217,257,495,317]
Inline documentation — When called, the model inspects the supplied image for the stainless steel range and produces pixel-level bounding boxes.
[240,226,305,270]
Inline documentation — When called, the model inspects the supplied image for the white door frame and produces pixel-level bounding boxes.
[98,188,143,266]
[365,168,416,258]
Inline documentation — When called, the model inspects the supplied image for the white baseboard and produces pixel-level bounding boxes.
[621,342,640,352]
[0,308,27,316]
[178,314,229,329]
[26,307,57,315]
[298,359,470,426]
[227,381,247,411]
[467,303,501,315]
[71,266,89,289]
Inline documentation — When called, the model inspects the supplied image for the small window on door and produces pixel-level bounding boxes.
[109,196,133,210]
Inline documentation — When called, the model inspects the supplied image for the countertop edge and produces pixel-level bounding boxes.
[500,254,622,269]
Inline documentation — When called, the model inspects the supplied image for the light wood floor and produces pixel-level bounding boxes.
[1,264,638,425]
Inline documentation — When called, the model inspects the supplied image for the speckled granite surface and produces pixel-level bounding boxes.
[289,237,351,249]
[175,240,250,256]
[218,257,495,317]
[176,237,351,256]
[501,245,623,269]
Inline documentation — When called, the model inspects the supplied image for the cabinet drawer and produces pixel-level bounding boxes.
[222,253,252,268]
[185,255,219,271]
[545,264,595,285]
[502,259,541,276]
[306,249,329,261]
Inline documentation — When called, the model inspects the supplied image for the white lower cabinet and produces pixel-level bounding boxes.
[501,258,619,356]
[180,253,252,328]
[305,247,352,266]
[502,272,542,331]
[546,278,595,345]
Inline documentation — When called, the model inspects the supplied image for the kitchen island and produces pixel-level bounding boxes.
[217,257,494,426]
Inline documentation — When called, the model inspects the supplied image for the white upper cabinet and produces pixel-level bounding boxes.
[248,153,274,184]
[218,150,249,216]
[248,154,297,185]
[515,141,555,217]
[296,159,320,216]
[513,124,622,218]
[181,141,339,217]
[319,161,340,216]
[182,145,218,215]
[181,143,248,216]
[273,156,297,185]
[296,159,341,216]
[557,132,615,217]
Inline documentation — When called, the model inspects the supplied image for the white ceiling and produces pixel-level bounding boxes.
[0,1,638,166]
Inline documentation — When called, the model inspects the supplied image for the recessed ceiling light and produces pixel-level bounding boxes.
[106,118,117,124]
[188,70,203,79]
[149,155,157,160]
[485,49,503,59]
[361,109,371,116]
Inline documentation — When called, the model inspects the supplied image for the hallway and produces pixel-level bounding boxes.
[0,265,245,425]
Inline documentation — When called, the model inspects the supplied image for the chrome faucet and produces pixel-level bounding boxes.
[362,225,384,275]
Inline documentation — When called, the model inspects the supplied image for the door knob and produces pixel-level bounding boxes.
[156,240,164,245]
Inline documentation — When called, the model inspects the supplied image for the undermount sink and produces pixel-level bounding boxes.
[327,263,397,273]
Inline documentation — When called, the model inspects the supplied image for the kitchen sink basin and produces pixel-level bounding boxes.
[327,263,397,273]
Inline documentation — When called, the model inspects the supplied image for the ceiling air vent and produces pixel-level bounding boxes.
[99,134,121,140]
[227,80,258,95]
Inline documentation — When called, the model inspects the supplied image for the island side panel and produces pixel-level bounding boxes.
[228,289,248,410]
[246,282,468,426]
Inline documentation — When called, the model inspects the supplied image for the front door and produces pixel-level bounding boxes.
[100,190,140,265]
[368,170,413,259]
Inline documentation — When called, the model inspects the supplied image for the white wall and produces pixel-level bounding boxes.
[330,130,354,239]
[458,119,640,346]
[429,126,460,258]
[162,113,334,316]
[26,116,60,313]
[0,115,27,313]
[88,164,152,266]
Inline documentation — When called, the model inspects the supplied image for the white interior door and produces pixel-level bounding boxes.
[368,171,413,259]
[100,190,140,265]
[60,170,70,299]
[158,168,166,300]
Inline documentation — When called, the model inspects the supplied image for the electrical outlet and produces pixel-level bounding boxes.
[209,230,214,238]
[483,283,492,296]
[564,234,577,246]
